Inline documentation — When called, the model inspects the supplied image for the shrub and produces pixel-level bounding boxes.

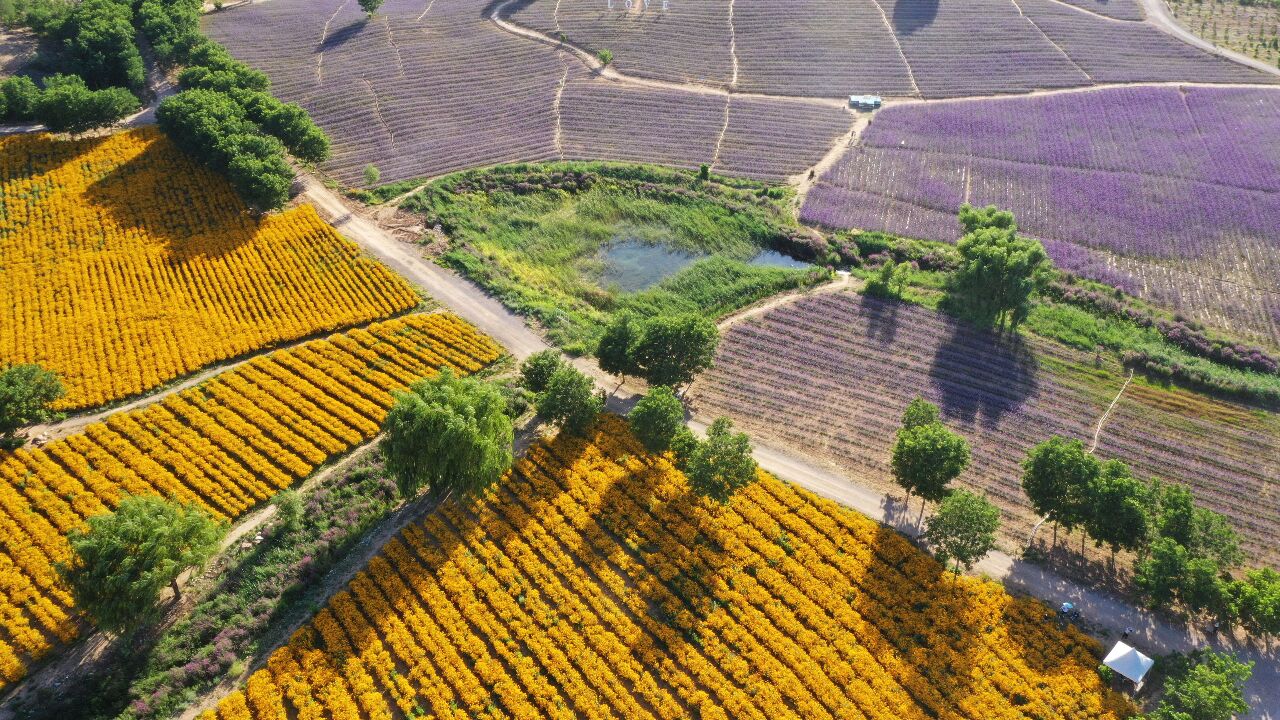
[519,350,565,393]
[35,73,139,133]
[1,75,41,120]
[536,366,602,436]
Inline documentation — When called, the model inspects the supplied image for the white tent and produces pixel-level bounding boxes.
[1104,642,1155,687]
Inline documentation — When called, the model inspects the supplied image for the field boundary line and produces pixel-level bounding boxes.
[553,56,568,160]
[416,0,436,22]
[865,0,920,97]
[316,0,352,83]
[710,95,731,170]
[383,15,407,78]
[1041,0,1146,22]
[727,0,739,88]
[1090,368,1135,453]
[362,77,398,152]
[1009,0,1094,83]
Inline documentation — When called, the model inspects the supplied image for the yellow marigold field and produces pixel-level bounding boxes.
[0,127,420,410]
[0,313,501,687]
[202,415,1135,720]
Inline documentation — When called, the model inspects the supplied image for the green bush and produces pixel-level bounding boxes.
[1,75,42,121]
[35,73,138,133]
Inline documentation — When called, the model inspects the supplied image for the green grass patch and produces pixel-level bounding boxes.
[401,163,828,353]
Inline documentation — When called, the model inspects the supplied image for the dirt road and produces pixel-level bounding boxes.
[1139,0,1280,78]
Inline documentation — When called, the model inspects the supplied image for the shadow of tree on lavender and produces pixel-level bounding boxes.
[927,319,1039,430]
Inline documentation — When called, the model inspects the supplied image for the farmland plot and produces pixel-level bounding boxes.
[0,313,502,686]
[198,415,1131,720]
[561,68,853,178]
[508,0,1273,98]
[204,0,565,185]
[690,293,1280,568]
[0,129,418,410]
[801,85,1280,345]
[207,0,851,185]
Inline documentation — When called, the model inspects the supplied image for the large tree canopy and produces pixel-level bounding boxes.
[383,368,514,499]
[1021,436,1095,532]
[629,386,686,454]
[628,314,720,389]
[946,204,1050,329]
[686,418,757,505]
[536,366,603,436]
[924,490,1001,577]
[59,495,223,634]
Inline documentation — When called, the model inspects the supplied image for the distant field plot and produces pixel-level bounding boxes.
[208,0,850,184]
[561,69,852,178]
[1019,0,1274,84]
[731,0,916,96]
[1054,0,1146,21]
[0,129,418,410]
[205,0,564,185]
[690,293,1280,568]
[801,85,1280,345]
[508,0,734,87]
[883,0,1089,97]
[509,0,1273,97]
[1169,0,1280,67]
[0,313,501,688]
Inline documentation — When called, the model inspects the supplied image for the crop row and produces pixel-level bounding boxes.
[200,416,1128,720]
[690,293,1280,566]
[0,128,419,409]
[801,85,1280,345]
[0,313,502,688]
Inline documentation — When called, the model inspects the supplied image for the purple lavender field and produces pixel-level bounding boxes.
[205,0,852,184]
[508,0,1274,98]
[802,85,1280,345]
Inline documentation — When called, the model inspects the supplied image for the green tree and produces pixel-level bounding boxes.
[536,366,603,436]
[901,396,941,430]
[685,417,757,505]
[945,204,1050,329]
[64,0,147,92]
[597,48,613,66]
[924,489,1001,578]
[891,422,970,509]
[359,0,383,15]
[58,495,223,634]
[629,386,685,454]
[1084,459,1150,557]
[271,489,303,532]
[865,258,908,299]
[1236,568,1280,636]
[363,163,381,187]
[629,314,719,389]
[519,350,565,393]
[1149,650,1253,720]
[1021,437,1096,538]
[958,203,1016,234]
[383,368,513,499]
[1,75,41,121]
[596,313,641,384]
[1150,482,1244,568]
[0,363,65,449]
[1135,536,1190,607]
[35,73,138,133]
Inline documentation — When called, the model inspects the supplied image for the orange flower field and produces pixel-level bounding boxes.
[0,312,502,686]
[0,128,420,410]
[201,416,1135,720]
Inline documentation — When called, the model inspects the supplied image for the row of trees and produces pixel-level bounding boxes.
[1021,436,1280,634]
[596,313,719,390]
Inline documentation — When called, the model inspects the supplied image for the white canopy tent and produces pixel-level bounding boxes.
[1104,642,1155,688]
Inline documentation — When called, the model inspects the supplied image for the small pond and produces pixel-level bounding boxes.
[595,239,813,293]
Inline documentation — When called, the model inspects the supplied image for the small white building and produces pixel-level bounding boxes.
[849,95,883,111]
[1103,641,1155,690]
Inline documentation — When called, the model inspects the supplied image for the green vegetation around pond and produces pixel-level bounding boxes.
[399,163,829,354]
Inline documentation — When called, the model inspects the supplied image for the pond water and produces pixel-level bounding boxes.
[595,239,812,293]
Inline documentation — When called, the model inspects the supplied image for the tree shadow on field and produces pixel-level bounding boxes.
[82,139,255,259]
[858,293,902,345]
[317,19,372,54]
[891,0,940,36]
[927,318,1038,430]
[480,0,537,20]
